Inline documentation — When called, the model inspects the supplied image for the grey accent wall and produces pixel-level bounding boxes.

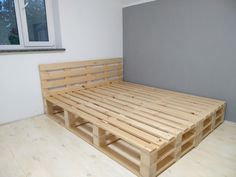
[123,0,236,122]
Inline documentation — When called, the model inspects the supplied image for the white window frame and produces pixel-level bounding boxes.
[0,0,55,49]
[19,0,55,47]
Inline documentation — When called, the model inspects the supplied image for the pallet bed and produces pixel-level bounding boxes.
[39,58,226,177]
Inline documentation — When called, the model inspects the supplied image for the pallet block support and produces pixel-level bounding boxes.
[64,111,77,128]
[39,58,226,177]
[93,126,106,147]
[46,100,54,115]
[140,150,158,177]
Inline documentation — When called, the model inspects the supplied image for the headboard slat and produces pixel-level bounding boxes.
[39,58,123,96]
[40,58,122,71]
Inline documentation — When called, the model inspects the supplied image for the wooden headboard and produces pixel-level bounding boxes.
[39,58,123,96]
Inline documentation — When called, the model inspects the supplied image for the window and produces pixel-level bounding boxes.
[0,0,20,46]
[0,0,55,49]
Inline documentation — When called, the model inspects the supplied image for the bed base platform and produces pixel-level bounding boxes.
[39,58,226,177]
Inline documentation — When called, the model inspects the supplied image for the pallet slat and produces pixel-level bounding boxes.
[39,58,123,96]
[54,94,166,146]
[40,58,122,71]
[39,58,226,177]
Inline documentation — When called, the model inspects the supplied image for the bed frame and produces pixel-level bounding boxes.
[39,58,226,177]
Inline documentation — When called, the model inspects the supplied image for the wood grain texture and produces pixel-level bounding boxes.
[38,58,226,177]
[43,82,225,177]
[39,58,123,96]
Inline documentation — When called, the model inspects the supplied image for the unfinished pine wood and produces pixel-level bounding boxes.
[39,58,226,177]
[39,58,123,96]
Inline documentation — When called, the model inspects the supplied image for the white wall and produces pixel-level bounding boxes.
[0,0,123,124]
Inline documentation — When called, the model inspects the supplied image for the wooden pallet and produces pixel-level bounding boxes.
[39,58,226,177]
[113,82,226,146]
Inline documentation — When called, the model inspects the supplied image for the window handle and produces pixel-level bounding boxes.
[22,0,29,9]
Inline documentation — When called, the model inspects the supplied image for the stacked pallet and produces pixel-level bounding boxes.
[44,82,225,177]
[39,58,226,177]
[116,82,226,146]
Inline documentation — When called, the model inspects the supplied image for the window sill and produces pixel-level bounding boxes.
[0,48,66,54]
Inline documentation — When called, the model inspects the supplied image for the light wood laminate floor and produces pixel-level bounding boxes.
[0,115,235,177]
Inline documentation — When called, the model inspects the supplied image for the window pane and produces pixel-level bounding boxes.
[0,0,20,45]
[25,0,49,42]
